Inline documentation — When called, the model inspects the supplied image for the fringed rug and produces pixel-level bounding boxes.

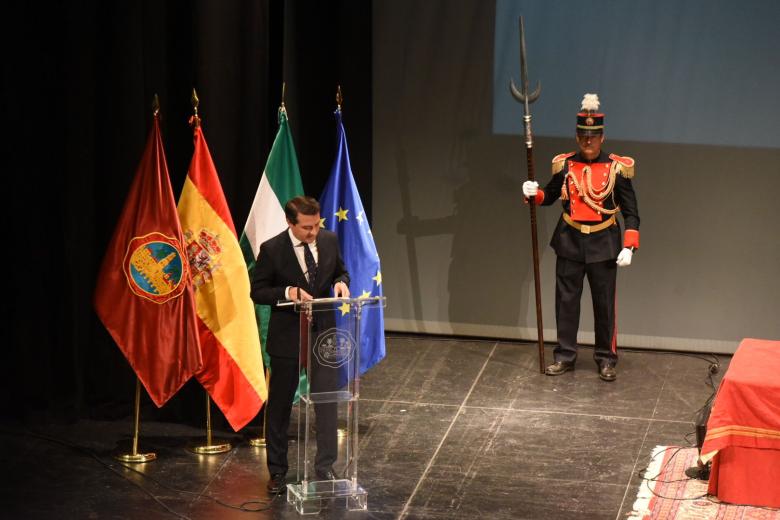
[628,446,780,519]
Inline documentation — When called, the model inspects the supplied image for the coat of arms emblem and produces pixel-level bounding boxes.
[183,228,223,288]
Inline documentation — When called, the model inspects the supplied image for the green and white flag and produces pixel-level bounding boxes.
[240,106,304,369]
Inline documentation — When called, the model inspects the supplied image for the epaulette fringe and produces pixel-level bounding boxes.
[552,152,575,175]
[609,154,635,179]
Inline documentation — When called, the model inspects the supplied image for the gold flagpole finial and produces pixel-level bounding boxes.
[191,88,200,114]
[152,94,160,117]
[336,85,343,111]
[281,82,286,110]
[190,88,201,127]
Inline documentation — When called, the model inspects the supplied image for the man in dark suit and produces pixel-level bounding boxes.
[250,195,350,494]
[523,93,640,382]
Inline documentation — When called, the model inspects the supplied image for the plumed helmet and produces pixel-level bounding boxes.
[576,93,604,135]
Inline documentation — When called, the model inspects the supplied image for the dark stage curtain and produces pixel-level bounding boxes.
[2,0,372,428]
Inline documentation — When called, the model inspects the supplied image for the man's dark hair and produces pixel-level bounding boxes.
[285,196,320,224]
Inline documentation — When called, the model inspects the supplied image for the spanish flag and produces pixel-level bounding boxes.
[177,115,267,431]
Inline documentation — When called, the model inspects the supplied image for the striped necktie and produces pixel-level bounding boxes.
[302,242,317,291]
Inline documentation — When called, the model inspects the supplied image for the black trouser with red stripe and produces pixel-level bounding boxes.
[554,256,618,366]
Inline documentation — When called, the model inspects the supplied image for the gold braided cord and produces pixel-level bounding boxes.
[565,166,620,215]
[585,165,616,201]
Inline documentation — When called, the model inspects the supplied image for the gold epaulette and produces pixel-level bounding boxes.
[552,152,576,175]
[609,153,635,179]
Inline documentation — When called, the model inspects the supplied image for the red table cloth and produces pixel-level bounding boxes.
[701,338,780,508]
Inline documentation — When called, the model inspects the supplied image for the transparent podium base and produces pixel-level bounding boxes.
[286,478,367,515]
[300,390,355,404]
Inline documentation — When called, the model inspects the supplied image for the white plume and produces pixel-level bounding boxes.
[581,93,600,112]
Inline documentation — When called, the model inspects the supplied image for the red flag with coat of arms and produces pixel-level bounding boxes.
[94,112,202,407]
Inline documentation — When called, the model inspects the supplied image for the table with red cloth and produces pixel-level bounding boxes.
[701,338,780,509]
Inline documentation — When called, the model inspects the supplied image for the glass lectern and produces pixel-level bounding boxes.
[283,296,385,515]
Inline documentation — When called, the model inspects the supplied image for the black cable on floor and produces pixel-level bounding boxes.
[621,347,722,430]
[111,451,284,514]
[636,446,708,502]
[636,444,780,511]
[0,427,283,518]
[619,348,721,380]
[627,350,720,505]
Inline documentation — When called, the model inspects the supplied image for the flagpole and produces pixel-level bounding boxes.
[188,392,233,454]
[106,100,158,464]
[312,102,385,506]
[248,368,270,447]
[510,17,545,374]
[247,87,275,447]
[190,88,201,128]
[114,378,156,463]
[182,89,232,455]
[242,80,305,443]
[335,85,350,442]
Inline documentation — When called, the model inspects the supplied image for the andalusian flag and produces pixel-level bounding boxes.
[178,117,267,431]
[239,106,304,369]
[320,108,386,375]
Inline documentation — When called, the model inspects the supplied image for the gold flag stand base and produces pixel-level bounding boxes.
[189,393,233,455]
[115,379,156,464]
[248,436,266,447]
[187,440,232,455]
[114,452,157,463]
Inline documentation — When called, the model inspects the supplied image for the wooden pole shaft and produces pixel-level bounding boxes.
[525,145,546,374]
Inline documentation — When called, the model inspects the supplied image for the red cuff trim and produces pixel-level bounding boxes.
[624,229,640,249]
[523,191,545,205]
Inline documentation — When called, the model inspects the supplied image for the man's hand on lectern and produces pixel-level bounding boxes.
[334,281,350,298]
[292,287,313,301]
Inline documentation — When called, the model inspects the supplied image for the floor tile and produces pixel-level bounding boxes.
[1,337,733,520]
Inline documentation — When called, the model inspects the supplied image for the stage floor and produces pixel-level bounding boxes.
[1,336,729,519]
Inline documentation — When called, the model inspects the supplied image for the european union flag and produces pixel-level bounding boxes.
[320,108,386,375]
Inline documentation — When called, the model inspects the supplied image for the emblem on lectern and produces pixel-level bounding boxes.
[313,328,356,368]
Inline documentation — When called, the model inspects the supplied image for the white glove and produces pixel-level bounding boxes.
[522,180,539,198]
[616,248,633,267]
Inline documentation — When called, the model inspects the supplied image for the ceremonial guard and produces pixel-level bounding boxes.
[522,93,640,381]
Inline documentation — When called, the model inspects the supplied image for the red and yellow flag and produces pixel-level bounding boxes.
[94,114,202,407]
[177,117,267,431]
